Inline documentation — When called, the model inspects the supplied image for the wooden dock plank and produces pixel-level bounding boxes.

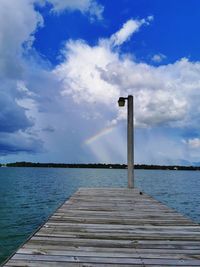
[3,188,200,266]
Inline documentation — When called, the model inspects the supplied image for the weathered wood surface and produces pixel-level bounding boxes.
[3,188,200,266]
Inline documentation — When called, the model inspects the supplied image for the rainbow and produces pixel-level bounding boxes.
[84,126,115,145]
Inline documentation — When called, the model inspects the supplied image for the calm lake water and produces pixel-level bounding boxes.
[0,167,200,264]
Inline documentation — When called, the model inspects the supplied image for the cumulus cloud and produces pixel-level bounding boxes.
[0,0,43,79]
[55,17,153,107]
[42,0,104,20]
[0,0,105,159]
[54,40,120,105]
[0,0,45,156]
[55,19,199,130]
[99,58,191,127]
[0,0,105,156]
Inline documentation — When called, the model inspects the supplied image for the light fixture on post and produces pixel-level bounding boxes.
[118,97,126,107]
[118,95,134,188]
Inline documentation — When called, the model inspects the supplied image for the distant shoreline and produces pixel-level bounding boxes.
[1,162,200,171]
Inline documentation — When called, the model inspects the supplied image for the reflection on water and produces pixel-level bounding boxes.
[0,167,200,263]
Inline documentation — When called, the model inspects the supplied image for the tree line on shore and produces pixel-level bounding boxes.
[1,162,200,171]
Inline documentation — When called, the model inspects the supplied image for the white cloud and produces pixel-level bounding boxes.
[0,0,45,136]
[151,53,166,63]
[0,0,43,79]
[0,0,105,157]
[100,58,193,127]
[55,20,200,130]
[44,0,104,20]
[55,17,154,107]
[0,0,50,155]
[110,16,153,47]
[54,40,120,105]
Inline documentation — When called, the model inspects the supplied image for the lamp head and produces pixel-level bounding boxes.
[118,97,126,107]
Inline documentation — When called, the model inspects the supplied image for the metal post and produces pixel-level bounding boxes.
[127,95,134,188]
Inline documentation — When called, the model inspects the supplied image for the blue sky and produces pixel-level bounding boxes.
[1,0,200,165]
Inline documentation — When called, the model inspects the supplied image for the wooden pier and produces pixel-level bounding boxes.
[3,188,200,266]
